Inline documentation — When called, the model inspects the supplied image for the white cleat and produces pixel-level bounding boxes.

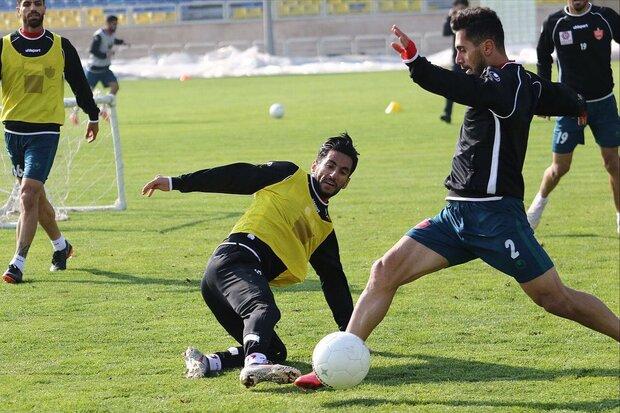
[239,363,301,388]
[183,347,208,379]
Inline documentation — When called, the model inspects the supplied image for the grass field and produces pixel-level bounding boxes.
[1,68,618,412]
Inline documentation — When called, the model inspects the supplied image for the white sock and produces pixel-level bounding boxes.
[205,354,222,372]
[9,254,26,271]
[532,192,549,208]
[245,352,268,366]
[51,236,67,252]
[616,212,619,226]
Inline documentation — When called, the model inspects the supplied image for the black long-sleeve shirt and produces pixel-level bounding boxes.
[171,161,353,331]
[537,4,620,100]
[406,56,584,200]
[0,30,100,133]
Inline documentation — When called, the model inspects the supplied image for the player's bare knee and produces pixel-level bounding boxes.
[19,186,40,210]
[368,259,399,292]
[552,162,570,178]
[536,292,573,317]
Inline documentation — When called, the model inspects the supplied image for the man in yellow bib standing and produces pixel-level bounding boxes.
[1,0,100,284]
[142,134,359,388]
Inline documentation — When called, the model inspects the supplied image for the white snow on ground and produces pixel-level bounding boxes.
[107,42,619,80]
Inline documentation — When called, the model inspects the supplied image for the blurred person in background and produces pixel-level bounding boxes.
[440,0,469,124]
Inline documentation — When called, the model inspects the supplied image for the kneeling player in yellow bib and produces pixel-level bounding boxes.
[141,133,359,387]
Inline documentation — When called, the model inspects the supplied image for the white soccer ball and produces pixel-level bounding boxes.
[269,103,285,119]
[312,331,370,389]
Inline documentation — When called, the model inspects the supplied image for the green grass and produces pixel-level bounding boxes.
[1,69,618,412]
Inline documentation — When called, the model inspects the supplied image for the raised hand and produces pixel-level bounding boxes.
[390,25,418,62]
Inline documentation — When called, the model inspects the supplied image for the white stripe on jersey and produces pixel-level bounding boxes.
[490,63,523,119]
[591,11,614,38]
[486,114,502,195]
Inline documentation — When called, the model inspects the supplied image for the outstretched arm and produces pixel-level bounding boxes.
[391,26,514,116]
[310,231,354,331]
[142,161,299,197]
[62,38,100,142]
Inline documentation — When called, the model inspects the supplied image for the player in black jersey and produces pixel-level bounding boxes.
[527,0,620,233]
[1,0,100,284]
[295,7,618,390]
[142,134,358,388]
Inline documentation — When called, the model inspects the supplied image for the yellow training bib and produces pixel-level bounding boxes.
[1,32,65,124]
[231,168,334,286]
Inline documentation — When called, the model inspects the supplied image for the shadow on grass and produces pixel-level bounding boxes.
[33,268,200,287]
[322,397,619,412]
[364,353,619,385]
[64,212,241,233]
[279,279,362,295]
[541,233,618,240]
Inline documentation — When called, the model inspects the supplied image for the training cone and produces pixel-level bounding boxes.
[385,101,402,114]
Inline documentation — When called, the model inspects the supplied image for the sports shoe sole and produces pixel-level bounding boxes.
[240,364,301,388]
[3,273,21,284]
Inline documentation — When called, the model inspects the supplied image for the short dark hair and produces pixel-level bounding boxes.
[317,132,359,174]
[452,0,469,7]
[106,15,118,23]
[17,0,44,5]
[451,7,505,51]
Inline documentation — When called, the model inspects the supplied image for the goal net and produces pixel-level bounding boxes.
[480,0,537,47]
[0,94,126,229]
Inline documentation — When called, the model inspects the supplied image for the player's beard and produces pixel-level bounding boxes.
[317,181,340,199]
[468,49,486,76]
[570,1,588,13]
[25,13,44,29]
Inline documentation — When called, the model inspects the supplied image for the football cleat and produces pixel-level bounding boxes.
[293,371,324,391]
[50,241,73,272]
[239,363,301,388]
[3,265,23,284]
[184,347,210,379]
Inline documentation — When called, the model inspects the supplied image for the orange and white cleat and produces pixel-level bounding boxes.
[293,371,324,391]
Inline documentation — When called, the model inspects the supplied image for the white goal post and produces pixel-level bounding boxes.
[0,94,126,229]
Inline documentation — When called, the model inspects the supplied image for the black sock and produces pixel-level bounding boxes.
[215,346,244,369]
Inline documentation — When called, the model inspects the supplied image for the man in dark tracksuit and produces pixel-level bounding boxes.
[142,134,358,387]
[440,0,469,124]
[296,7,619,390]
[526,0,620,233]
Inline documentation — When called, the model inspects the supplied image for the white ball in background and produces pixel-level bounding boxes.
[269,103,285,119]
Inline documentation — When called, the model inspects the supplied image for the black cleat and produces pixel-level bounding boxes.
[3,264,23,284]
[440,114,451,124]
[50,241,73,272]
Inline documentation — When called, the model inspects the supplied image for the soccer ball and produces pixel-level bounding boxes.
[269,103,285,119]
[312,331,370,389]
